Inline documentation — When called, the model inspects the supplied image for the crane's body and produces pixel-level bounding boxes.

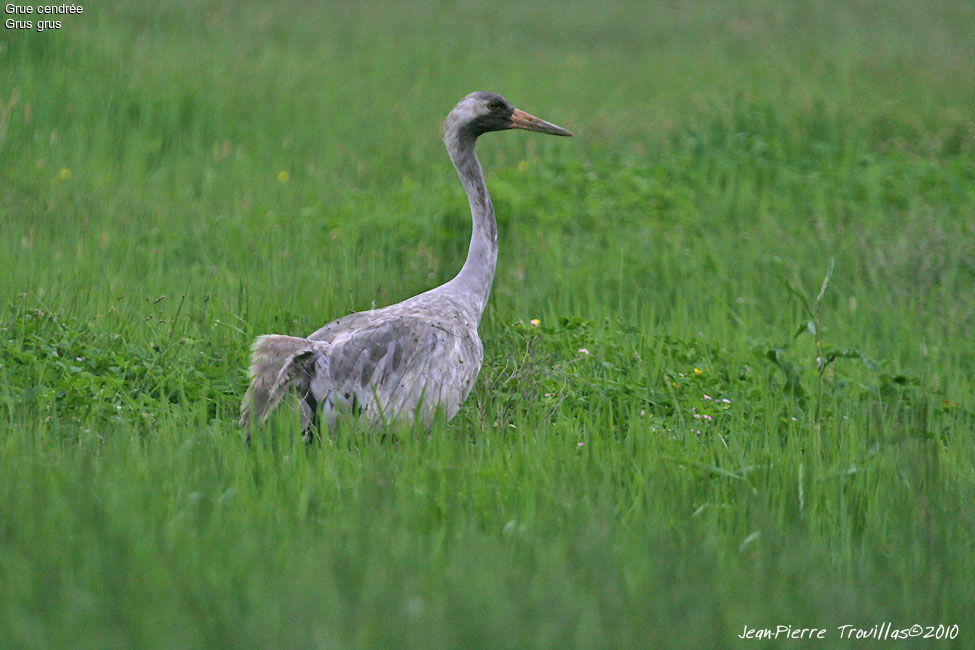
[239,92,571,439]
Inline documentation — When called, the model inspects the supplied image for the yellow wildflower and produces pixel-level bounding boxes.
[58,168,72,179]
[277,170,290,183]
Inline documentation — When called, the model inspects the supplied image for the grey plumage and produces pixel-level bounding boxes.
[240,91,572,440]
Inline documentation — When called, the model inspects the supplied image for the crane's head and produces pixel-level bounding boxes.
[444,91,573,141]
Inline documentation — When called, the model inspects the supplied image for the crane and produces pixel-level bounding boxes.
[239,91,572,441]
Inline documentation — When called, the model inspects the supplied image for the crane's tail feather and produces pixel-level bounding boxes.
[239,334,329,436]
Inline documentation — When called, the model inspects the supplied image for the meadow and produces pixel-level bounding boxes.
[2,1,974,646]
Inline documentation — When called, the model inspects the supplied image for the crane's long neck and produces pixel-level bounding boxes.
[445,130,496,321]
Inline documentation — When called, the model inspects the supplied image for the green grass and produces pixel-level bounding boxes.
[2,1,975,646]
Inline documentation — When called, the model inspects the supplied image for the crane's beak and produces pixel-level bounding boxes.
[508,108,573,137]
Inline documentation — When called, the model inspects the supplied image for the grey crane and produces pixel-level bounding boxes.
[239,91,572,440]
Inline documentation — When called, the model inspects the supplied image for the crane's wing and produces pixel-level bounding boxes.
[307,309,379,343]
[240,314,483,436]
[239,334,330,437]
[324,315,482,427]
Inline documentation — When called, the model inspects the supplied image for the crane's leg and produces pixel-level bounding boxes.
[300,392,322,447]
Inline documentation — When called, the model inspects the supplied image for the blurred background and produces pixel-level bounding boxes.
[3,1,973,348]
[3,1,974,337]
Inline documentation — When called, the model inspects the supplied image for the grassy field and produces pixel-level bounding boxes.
[2,0,975,646]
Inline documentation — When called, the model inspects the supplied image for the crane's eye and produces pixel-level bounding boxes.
[487,101,503,112]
